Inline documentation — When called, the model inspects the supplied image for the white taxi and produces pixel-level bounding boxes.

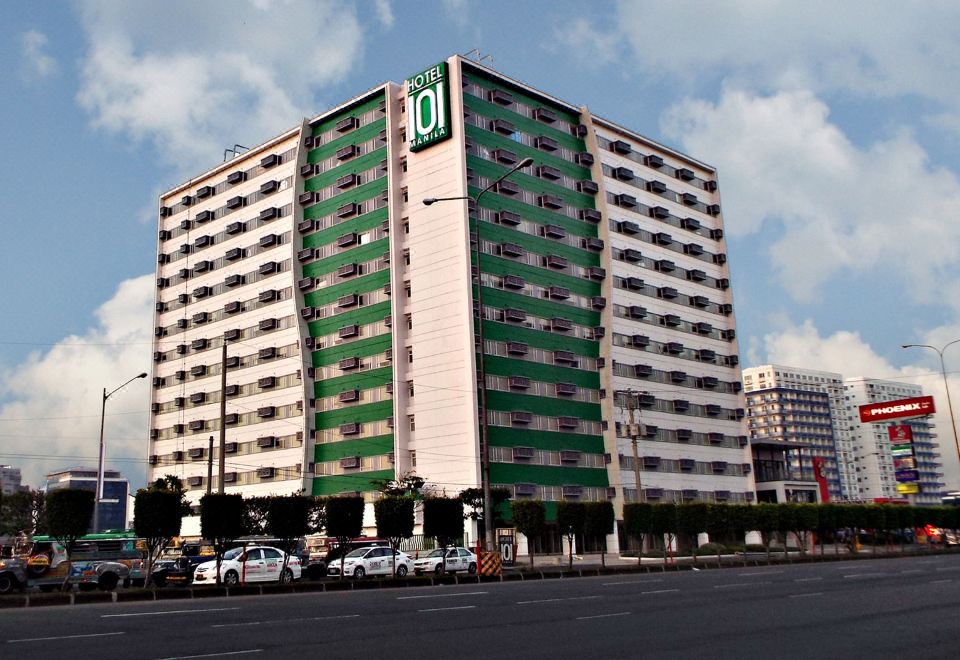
[413,547,477,575]
[193,546,301,585]
[327,546,414,579]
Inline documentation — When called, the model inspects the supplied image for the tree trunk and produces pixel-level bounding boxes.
[60,557,72,592]
[567,535,574,571]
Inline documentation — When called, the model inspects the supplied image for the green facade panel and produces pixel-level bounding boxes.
[309,120,386,163]
[307,149,387,191]
[482,288,600,327]
[463,95,584,151]
[478,219,600,268]
[469,158,594,209]
[315,435,394,462]
[303,175,387,221]
[489,463,608,488]
[316,399,393,429]
[314,366,392,397]
[484,355,600,389]
[312,94,385,135]
[478,254,600,297]
[304,269,390,307]
[485,390,601,421]
[307,300,391,337]
[486,426,605,454]
[463,68,582,124]
[312,470,394,496]
[302,238,389,277]
[482,320,599,357]
[465,125,588,181]
[311,334,392,367]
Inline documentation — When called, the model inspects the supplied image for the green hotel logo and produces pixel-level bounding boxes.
[407,62,451,152]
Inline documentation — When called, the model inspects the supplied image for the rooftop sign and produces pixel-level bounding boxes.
[858,396,935,423]
[406,62,451,153]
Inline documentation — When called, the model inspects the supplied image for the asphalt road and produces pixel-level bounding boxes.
[1,553,958,660]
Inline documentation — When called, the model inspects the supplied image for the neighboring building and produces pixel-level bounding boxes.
[0,465,25,496]
[45,468,129,533]
[742,366,848,503]
[148,55,750,539]
[842,378,944,506]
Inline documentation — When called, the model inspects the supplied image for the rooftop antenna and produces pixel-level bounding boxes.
[222,144,249,162]
[461,48,481,61]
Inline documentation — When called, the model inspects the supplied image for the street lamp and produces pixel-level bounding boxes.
[901,341,960,475]
[93,372,148,533]
[423,156,533,550]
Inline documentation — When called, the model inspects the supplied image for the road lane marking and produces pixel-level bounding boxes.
[9,632,125,644]
[418,605,476,612]
[899,569,924,575]
[842,573,886,579]
[929,579,952,584]
[641,589,678,595]
[739,570,782,576]
[935,566,960,572]
[794,577,823,582]
[714,582,771,589]
[103,607,240,618]
[577,612,631,620]
[602,579,663,586]
[212,615,359,629]
[398,591,487,600]
[789,592,823,599]
[517,596,600,605]
[156,651,262,660]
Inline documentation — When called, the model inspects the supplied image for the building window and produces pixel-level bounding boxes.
[407,380,415,397]
[407,347,414,363]
[408,414,416,431]
[401,187,408,203]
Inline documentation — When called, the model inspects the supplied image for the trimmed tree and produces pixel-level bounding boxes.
[511,500,546,569]
[267,495,311,581]
[242,496,271,536]
[727,504,756,566]
[777,503,797,561]
[650,503,678,569]
[863,505,886,554]
[459,486,511,544]
[623,502,655,564]
[374,495,415,577]
[677,502,709,566]
[815,504,838,557]
[556,501,587,570]
[792,504,819,558]
[45,488,95,591]
[753,503,779,563]
[422,496,464,573]
[133,476,189,587]
[705,504,731,566]
[199,493,245,586]
[325,496,365,579]
[584,501,615,567]
[308,496,327,535]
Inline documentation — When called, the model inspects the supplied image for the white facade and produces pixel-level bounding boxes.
[0,465,24,496]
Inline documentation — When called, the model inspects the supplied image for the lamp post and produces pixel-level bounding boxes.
[93,372,148,533]
[901,341,960,473]
[424,156,533,550]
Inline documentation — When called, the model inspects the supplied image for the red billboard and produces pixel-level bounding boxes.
[887,425,913,442]
[858,396,935,423]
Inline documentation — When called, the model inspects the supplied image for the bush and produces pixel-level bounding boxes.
[693,542,727,556]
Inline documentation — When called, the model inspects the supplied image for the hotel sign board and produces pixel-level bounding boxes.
[407,62,451,153]
[857,396,935,423]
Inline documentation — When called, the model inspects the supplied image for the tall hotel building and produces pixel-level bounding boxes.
[843,378,943,506]
[149,56,752,536]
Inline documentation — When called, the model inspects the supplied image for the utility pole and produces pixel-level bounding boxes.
[206,435,214,496]
[624,390,644,504]
[218,342,227,493]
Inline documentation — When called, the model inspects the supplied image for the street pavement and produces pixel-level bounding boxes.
[1,552,958,659]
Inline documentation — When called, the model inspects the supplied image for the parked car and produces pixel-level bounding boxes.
[326,546,413,578]
[413,547,477,575]
[305,538,390,580]
[26,533,141,592]
[0,557,28,594]
[152,542,216,586]
[193,546,300,585]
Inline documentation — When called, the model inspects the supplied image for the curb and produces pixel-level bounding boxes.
[1,547,956,608]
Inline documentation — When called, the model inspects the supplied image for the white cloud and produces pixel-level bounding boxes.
[661,87,960,303]
[0,275,154,489]
[76,0,368,173]
[21,30,57,79]
[759,319,960,491]
[441,0,469,28]
[373,0,394,28]
[560,1,960,128]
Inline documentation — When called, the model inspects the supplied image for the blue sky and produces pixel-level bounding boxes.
[2,0,960,490]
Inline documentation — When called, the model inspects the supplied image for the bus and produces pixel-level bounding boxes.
[25,531,144,591]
